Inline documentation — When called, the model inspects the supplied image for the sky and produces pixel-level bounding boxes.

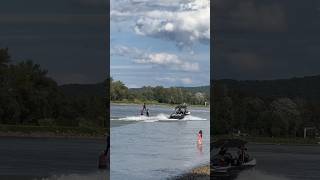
[213,0,320,80]
[110,0,210,88]
[0,0,107,85]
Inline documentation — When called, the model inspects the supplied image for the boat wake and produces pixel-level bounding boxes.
[236,170,290,180]
[112,113,206,122]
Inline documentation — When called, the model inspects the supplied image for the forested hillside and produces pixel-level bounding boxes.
[110,78,210,105]
[214,76,320,102]
[0,48,107,128]
[213,77,320,137]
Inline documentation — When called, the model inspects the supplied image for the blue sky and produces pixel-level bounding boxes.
[110,0,210,88]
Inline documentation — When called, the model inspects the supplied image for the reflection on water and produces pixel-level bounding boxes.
[212,170,290,180]
[197,143,203,155]
[0,137,106,179]
[236,170,290,180]
[37,171,109,180]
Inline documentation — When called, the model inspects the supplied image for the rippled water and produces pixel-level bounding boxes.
[110,104,210,180]
[236,170,290,180]
[0,137,107,180]
[38,171,108,180]
[248,144,320,180]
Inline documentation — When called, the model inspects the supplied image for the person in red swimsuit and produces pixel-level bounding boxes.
[198,130,203,145]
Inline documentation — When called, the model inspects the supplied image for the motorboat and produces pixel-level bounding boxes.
[169,104,190,119]
[211,139,256,178]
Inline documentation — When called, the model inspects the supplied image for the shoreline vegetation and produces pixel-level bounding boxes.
[213,77,320,144]
[245,137,320,145]
[173,164,210,180]
[110,78,210,106]
[111,101,210,108]
[212,135,320,145]
[0,124,107,139]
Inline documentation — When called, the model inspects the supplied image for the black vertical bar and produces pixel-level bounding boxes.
[210,0,215,177]
[106,0,110,172]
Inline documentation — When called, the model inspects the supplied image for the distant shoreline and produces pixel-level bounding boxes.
[0,125,107,139]
[213,135,320,145]
[111,101,210,108]
[0,132,105,140]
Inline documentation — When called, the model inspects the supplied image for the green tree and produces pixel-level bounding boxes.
[110,80,128,101]
[0,48,10,69]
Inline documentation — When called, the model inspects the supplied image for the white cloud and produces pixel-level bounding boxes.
[110,65,152,70]
[111,45,199,72]
[157,77,177,82]
[135,53,180,65]
[135,52,199,72]
[110,45,142,58]
[111,0,210,49]
[181,78,193,84]
[157,77,193,85]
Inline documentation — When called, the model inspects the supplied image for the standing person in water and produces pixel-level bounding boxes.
[141,103,147,115]
[146,109,150,117]
[198,130,203,145]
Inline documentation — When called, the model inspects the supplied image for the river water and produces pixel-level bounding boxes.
[0,137,107,180]
[110,104,210,180]
[240,144,320,180]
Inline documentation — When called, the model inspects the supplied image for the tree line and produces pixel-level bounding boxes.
[213,80,320,138]
[110,78,210,105]
[0,48,106,128]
